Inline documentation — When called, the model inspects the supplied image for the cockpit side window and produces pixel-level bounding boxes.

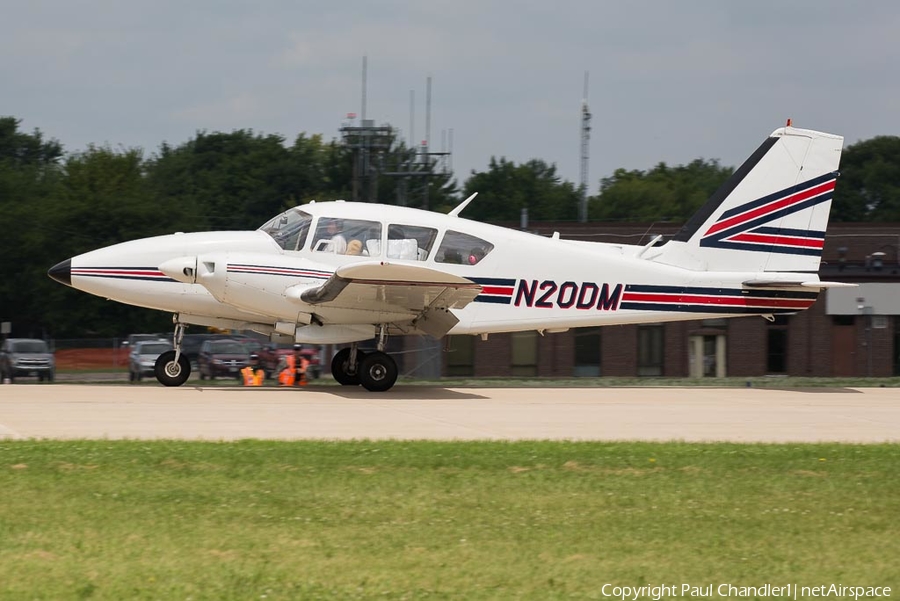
[386,224,438,261]
[258,209,312,251]
[312,218,382,256]
[435,230,494,265]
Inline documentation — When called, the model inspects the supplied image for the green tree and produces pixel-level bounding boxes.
[288,133,346,203]
[0,118,65,337]
[461,158,579,221]
[41,146,181,337]
[590,159,733,222]
[146,130,348,231]
[831,136,900,222]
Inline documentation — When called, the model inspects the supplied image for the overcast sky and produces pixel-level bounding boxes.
[4,1,899,194]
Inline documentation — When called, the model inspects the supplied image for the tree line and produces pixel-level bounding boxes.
[1,116,898,338]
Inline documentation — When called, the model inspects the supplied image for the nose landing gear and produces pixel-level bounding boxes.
[154,319,191,386]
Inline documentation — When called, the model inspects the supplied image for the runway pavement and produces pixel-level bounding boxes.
[0,384,898,443]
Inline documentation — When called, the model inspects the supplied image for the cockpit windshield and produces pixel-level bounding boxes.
[258,209,312,251]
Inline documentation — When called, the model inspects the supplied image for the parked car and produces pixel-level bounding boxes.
[121,333,168,348]
[241,338,263,357]
[256,344,321,379]
[197,339,250,380]
[0,338,55,383]
[182,333,257,370]
[128,340,174,382]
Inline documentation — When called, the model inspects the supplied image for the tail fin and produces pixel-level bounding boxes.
[657,125,843,273]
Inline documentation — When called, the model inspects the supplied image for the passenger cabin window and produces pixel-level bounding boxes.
[382,224,438,261]
[435,230,494,265]
[259,209,312,251]
[312,218,382,256]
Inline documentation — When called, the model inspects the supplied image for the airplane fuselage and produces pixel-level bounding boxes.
[57,201,817,343]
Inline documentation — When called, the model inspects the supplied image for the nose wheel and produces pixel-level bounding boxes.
[154,318,191,386]
[155,351,191,386]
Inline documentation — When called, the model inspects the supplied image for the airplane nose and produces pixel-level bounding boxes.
[48,258,72,287]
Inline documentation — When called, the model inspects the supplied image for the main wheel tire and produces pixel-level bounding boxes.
[154,351,191,387]
[331,348,366,386]
[358,351,398,392]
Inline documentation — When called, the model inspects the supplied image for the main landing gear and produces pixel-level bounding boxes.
[155,320,191,387]
[330,325,398,392]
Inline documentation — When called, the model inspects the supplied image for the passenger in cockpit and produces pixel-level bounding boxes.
[346,239,363,255]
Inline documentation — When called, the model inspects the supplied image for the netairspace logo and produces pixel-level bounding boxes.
[600,583,892,600]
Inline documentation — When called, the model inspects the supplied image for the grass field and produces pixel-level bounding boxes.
[1,441,898,600]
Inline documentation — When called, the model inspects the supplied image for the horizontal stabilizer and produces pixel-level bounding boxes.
[742,279,857,289]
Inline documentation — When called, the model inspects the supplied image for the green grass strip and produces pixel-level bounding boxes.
[1,440,898,600]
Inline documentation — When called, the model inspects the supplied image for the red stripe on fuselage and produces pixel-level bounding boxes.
[481,286,514,296]
[621,292,814,309]
[74,269,166,277]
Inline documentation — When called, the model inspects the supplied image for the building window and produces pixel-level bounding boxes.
[767,328,788,373]
[637,325,664,376]
[894,327,900,377]
[702,335,718,377]
[446,336,474,377]
[573,327,601,377]
[511,331,538,377]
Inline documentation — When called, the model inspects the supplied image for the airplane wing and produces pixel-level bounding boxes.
[287,261,483,337]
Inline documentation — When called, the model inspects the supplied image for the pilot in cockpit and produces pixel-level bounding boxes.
[323,219,347,254]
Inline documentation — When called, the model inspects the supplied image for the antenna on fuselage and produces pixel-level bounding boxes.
[448,192,478,217]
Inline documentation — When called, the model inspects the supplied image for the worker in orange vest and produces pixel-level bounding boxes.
[241,353,265,386]
[277,351,296,386]
[294,344,310,386]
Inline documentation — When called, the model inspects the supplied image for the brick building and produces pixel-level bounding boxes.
[433,221,900,379]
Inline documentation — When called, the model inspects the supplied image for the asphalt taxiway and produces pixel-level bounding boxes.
[0,384,897,442]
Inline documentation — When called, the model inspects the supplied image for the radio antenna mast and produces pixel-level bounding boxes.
[579,71,591,223]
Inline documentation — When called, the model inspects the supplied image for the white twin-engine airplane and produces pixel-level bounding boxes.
[49,124,850,391]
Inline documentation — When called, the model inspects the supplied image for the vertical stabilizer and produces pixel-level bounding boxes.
[657,126,843,273]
